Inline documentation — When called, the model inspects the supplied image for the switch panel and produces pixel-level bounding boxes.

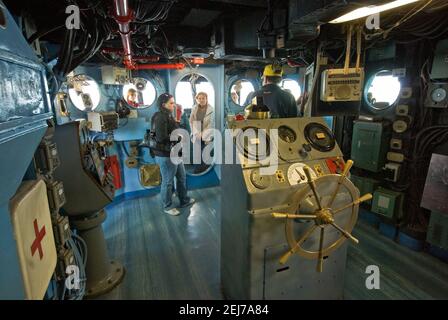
[326,157,345,174]
[384,163,401,182]
[53,215,71,247]
[390,138,403,150]
[35,141,60,173]
[47,181,66,212]
[57,248,75,277]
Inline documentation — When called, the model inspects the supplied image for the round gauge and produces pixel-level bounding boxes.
[287,163,317,186]
[304,123,335,152]
[278,125,297,143]
[431,87,447,103]
[236,127,271,161]
[250,169,272,189]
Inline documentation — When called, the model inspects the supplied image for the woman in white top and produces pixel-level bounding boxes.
[189,92,214,173]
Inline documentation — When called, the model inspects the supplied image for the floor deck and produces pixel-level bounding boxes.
[102,187,448,299]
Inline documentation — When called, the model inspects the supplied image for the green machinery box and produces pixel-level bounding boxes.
[350,175,380,206]
[371,187,404,220]
[427,211,448,249]
[351,121,390,172]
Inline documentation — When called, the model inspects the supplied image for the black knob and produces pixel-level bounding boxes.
[303,143,312,152]
[299,148,308,158]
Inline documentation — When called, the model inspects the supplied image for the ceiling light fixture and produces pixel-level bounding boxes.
[329,0,423,23]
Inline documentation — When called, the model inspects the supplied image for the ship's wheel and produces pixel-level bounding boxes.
[272,160,372,272]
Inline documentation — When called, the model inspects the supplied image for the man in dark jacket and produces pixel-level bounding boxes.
[246,64,298,118]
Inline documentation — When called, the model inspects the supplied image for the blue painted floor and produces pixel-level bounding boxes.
[101,187,448,300]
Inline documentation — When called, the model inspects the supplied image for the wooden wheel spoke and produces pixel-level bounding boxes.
[326,160,353,208]
[272,213,317,220]
[316,227,325,273]
[332,193,373,215]
[280,224,318,265]
[330,222,359,244]
[303,166,323,210]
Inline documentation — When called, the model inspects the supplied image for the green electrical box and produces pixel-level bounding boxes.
[427,211,448,249]
[371,187,404,220]
[430,39,448,80]
[367,41,396,62]
[351,121,390,172]
[350,174,380,206]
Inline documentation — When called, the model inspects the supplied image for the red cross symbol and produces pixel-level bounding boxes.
[30,219,46,260]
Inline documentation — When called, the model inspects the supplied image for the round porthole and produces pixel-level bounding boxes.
[175,73,216,176]
[67,75,101,112]
[122,77,156,109]
[281,79,302,100]
[365,70,401,111]
[0,6,6,29]
[230,79,255,106]
[175,73,215,111]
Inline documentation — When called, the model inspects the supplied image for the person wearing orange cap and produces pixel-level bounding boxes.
[246,64,298,118]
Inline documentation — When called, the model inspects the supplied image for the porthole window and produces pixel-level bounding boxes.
[281,79,302,101]
[122,77,156,108]
[175,73,216,176]
[175,74,215,110]
[230,79,255,106]
[68,75,101,111]
[365,70,401,111]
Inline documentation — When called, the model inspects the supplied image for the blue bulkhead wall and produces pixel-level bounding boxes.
[0,1,53,298]
[56,65,220,204]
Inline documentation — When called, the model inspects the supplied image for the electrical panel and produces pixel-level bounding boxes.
[427,211,448,249]
[52,215,70,246]
[35,141,60,173]
[350,175,380,206]
[320,68,364,102]
[367,41,396,61]
[87,112,119,132]
[351,121,390,172]
[371,187,404,220]
[101,65,130,85]
[46,180,66,212]
[430,39,448,80]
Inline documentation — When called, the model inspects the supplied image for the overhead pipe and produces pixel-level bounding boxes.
[112,0,135,69]
[111,0,179,70]
[133,56,161,62]
[134,63,185,70]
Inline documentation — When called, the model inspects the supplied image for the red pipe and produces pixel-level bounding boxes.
[133,56,160,62]
[134,63,185,70]
[111,0,177,70]
[113,0,135,69]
